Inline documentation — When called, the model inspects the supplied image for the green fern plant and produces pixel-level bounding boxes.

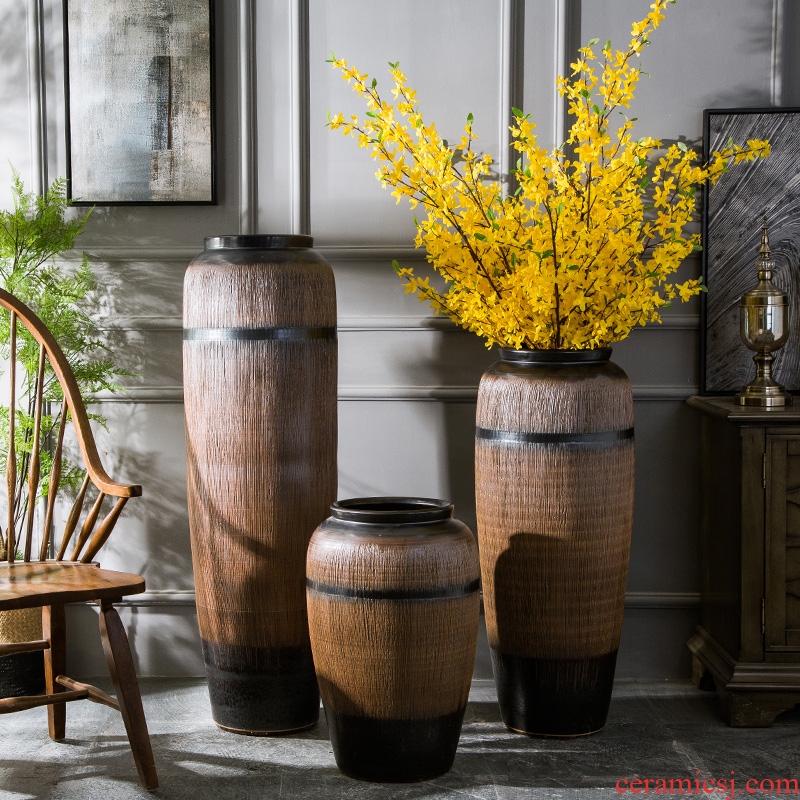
[0,171,126,539]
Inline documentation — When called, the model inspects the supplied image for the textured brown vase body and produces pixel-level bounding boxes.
[183,234,337,734]
[475,348,634,736]
[307,498,480,782]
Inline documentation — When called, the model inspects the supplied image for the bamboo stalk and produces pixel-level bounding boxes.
[39,407,66,561]
[6,312,16,563]
[23,345,46,561]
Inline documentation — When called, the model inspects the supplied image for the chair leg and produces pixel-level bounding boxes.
[42,604,66,740]
[98,600,158,791]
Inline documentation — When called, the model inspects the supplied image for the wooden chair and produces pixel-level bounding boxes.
[0,288,157,791]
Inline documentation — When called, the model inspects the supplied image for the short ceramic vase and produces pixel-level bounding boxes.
[306,497,480,781]
[475,348,635,736]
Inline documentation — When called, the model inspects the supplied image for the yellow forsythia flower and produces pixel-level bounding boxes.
[326,2,770,350]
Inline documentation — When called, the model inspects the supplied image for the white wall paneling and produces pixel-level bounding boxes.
[308,0,506,244]
[0,0,791,680]
[25,0,47,193]
[0,0,35,205]
[239,0,258,234]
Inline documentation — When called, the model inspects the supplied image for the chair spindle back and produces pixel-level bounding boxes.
[0,289,141,566]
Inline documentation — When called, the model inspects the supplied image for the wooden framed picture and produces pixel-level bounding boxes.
[701,108,800,394]
[64,0,215,205]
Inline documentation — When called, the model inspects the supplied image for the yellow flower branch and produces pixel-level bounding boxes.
[327,0,770,349]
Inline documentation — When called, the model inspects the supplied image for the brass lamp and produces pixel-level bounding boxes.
[735,219,791,407]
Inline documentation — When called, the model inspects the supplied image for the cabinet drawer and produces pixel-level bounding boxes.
[765,435,800,652]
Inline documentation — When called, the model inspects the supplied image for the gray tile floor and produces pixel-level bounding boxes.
[2,679,799,799]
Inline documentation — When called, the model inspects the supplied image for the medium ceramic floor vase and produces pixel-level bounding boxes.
[306,498,480,782]
[475,348,634,736]
[183,234,337,734]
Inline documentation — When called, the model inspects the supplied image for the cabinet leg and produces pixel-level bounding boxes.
[691,655,715,691]
[721,686,800,727]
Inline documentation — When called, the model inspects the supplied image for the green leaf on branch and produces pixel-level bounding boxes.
[0,170,132,507]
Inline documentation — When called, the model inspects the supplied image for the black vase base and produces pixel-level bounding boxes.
[214,718,318,737]
[504,722,605,738]
[202,640,319,734]
[491,648,618,737]
[326,707,465,783]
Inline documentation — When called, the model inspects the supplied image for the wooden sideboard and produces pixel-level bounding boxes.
[687,395,800,726]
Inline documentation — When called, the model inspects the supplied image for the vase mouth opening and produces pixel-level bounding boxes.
[330,497,453,524]
[204,234,314,251]
[500,347,612,365]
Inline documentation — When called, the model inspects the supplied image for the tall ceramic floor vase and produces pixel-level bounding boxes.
[475,348,634,737]
[183,234,337,734]
[307,498,481,782]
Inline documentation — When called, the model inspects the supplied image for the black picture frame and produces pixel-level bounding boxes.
[701,107,800,395]
[64,0,216,206]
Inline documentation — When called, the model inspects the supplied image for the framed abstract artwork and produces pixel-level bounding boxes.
[64,0,215,205]
[701,108,800,394]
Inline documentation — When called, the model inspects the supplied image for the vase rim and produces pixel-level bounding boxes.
[330,497,453,525]
[499,347,612,365]
[204,234,314,250]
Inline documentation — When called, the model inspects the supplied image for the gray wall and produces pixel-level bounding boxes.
[0,0,794,679]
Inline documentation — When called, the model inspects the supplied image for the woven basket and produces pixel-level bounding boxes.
[0,608,45,698]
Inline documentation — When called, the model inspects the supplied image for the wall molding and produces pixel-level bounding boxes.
[99,313,700,333]
[26,0,48,194]
[116,590,197,607]
[499,0,525,190]
[624,592,700,610]
[772,0,785,105]
[95,387,185,404]
[239,0,258,234]
[95,383,699,404]
[75,244,429,262]
[111,589,700,610]
[336,385,699,402]
[290,0,310,234]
